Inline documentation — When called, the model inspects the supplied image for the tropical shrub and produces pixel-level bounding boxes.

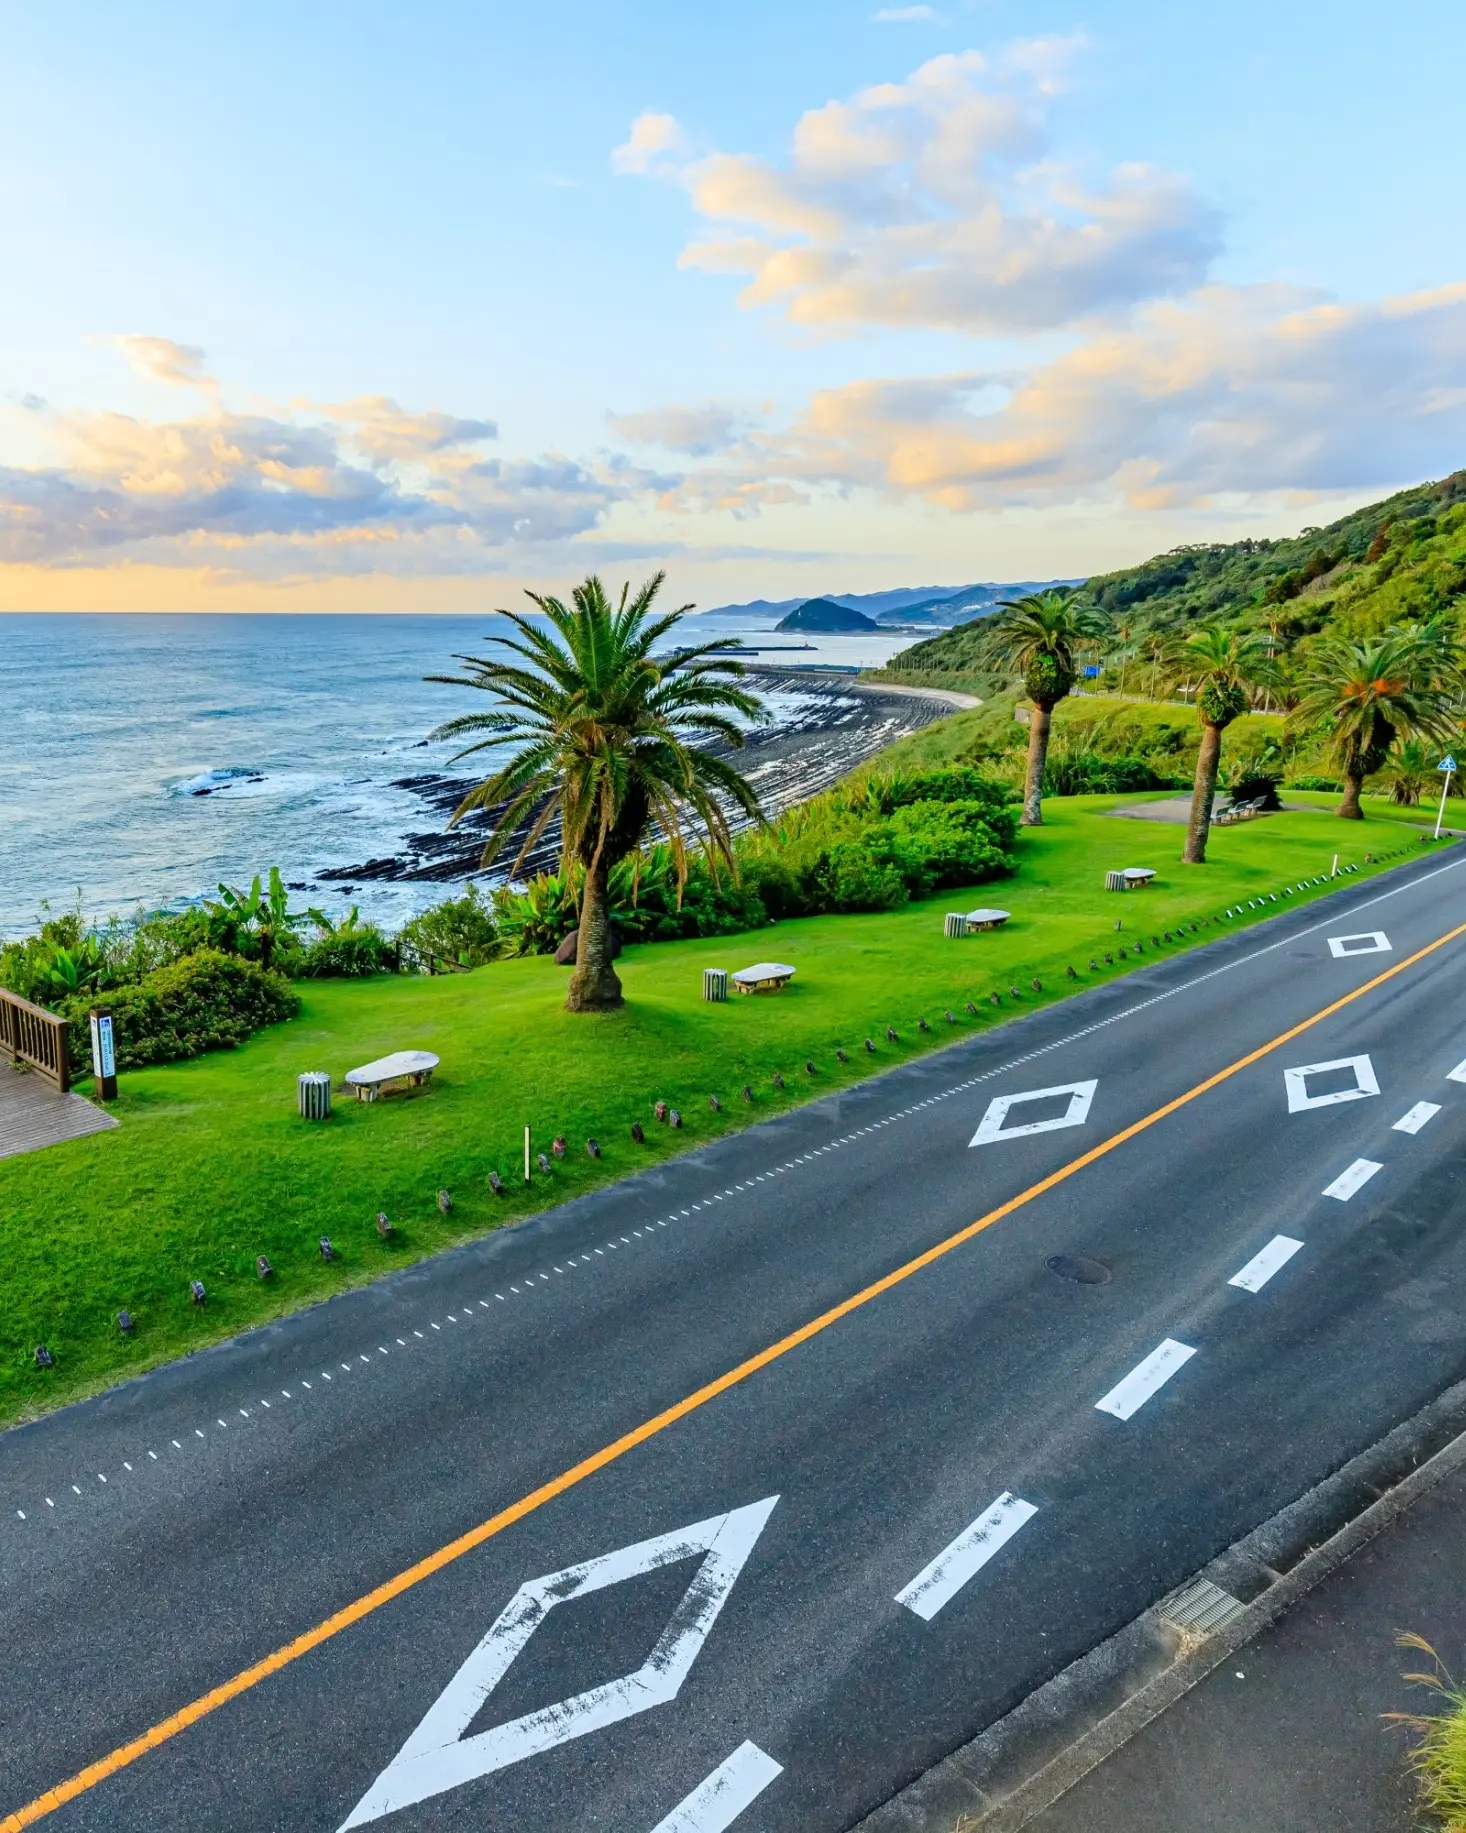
[397,886,500,973]
[61,949,298,1069]
[295,923,398,978]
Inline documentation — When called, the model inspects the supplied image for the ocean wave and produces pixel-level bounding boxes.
[170,767,266,798]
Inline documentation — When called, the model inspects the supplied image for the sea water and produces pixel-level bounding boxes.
[0,612,912,939]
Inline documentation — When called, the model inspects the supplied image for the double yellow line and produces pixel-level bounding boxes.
[7,918,1465,1831]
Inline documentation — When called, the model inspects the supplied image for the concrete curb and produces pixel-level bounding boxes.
[854,1374,1466,1833]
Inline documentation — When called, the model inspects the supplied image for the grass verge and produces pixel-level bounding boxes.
[0,797,1443,1426]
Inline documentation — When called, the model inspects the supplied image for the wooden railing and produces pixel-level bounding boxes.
[0,987,71,1093]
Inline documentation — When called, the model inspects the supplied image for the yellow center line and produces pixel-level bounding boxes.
[7,917,1465,1832]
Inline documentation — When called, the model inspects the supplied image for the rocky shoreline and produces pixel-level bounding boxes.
[319,670,971,888]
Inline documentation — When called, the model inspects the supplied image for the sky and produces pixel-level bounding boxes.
[1,0,1463,613]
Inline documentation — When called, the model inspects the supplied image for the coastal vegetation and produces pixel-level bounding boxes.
[428,572,765,1012]
[870,469,1466,821]
[0,766,1437,1425]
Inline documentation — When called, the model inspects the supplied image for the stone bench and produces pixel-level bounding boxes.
[344,1050,440,1102]
[731,963,796,994]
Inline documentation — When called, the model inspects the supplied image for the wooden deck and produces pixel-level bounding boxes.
[0,1062,117,1161]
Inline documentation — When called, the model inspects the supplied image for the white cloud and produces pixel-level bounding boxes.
[608,402,750,455]
[611,111,689,178]
[0,390,669,574]
[626,44,1220,335]
[657,282,1466,513]
[872,6,942,21]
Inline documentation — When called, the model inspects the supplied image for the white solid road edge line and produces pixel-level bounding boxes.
[1323,1158,1384,1201]
[896,1492,1039,1622]
[1228,1236,1305,1292]
[1395,1101,1443,1134]
[1096,1339,1197,1421]
[647,1741,784,1833]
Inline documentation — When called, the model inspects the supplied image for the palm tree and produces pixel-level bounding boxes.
[1289,627,1459,820]
[1379,737,1434,806]
[1178,627,1280,864]
[429,573,765,1011]
[983,590,1112,825]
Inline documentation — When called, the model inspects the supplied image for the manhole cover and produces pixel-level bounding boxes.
[1047,1254,1112,1285]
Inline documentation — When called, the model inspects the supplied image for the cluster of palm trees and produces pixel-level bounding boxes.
[981,589,1463,863]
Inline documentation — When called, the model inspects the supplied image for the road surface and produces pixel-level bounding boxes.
[4,851,1466,1833]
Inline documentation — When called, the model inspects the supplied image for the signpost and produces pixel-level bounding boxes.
[88,1006,117,1102]
[1435,755,1457,841]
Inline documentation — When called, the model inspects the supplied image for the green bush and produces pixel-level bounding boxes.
[1290,773,1342,792]
[397,886,499,973]
[296,926,398,978]
[1042,752,1170,796]
[63,949,299,1069]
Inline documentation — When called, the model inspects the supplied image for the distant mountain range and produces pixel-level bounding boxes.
[699,579,1080,630]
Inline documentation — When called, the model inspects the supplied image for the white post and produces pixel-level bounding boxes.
[1331,854,1338,877]
[524,1124,531,1184]
[1435,759,1456,840]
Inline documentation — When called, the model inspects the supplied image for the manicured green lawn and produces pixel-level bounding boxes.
[0,798,1438,1424]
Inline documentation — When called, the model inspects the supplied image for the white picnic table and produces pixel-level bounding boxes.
[965,908,1010,931]
[1122,868,1156,888]
[732,962,796,994]
[344,1049,440,1101]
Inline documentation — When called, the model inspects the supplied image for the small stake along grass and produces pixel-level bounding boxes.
[0,795,1442,1425]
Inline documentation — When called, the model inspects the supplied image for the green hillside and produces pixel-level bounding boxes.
[881,469,1466,687]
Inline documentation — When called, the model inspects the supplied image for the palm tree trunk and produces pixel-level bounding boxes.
[1338,771,1365,820]
[565,859,623,1012]
[1183,722,1223,864]
[1022,702,1053,826]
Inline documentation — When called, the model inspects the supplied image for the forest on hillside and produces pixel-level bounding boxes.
[885,469,1466,686]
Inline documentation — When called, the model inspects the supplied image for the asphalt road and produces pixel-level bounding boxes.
[5,851,1466,1833]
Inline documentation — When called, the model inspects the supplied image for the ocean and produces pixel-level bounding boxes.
[0,613,916,940]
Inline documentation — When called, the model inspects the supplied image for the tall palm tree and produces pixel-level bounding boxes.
[983,590,1111,825]
[1178,626,1280,864]
[429,573,765,1011]
[1289,627,1459,820]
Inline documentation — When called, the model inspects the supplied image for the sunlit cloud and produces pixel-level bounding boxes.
[110,334,218,390]
[611,110,689,178]
[655,282,1466,513]
[0,363,674,575]
[619,42,1218,335]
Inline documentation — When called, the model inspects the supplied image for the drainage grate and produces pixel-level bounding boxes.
[1046,1254,1112,1285]
[1158,1576,1247,1638]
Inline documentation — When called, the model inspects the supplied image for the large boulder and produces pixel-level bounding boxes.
[553,927,622,965]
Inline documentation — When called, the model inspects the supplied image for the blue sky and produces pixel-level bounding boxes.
[1,0,1462,610]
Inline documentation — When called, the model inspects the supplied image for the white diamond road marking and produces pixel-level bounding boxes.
[1228,1236,1304,1292]
[896,1493,1039,1621]
[970,1079,1098,1147]
[1394,1101,1441,1135]
[1323,1158,1383,1201]
[1284,1054,1379,1113]
[1448,1057,1466,1085]
[1327,931,1392,958]
[337,1496,779,1829]
[647,1742,783,1833]
[1095,1339,1197,1420]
